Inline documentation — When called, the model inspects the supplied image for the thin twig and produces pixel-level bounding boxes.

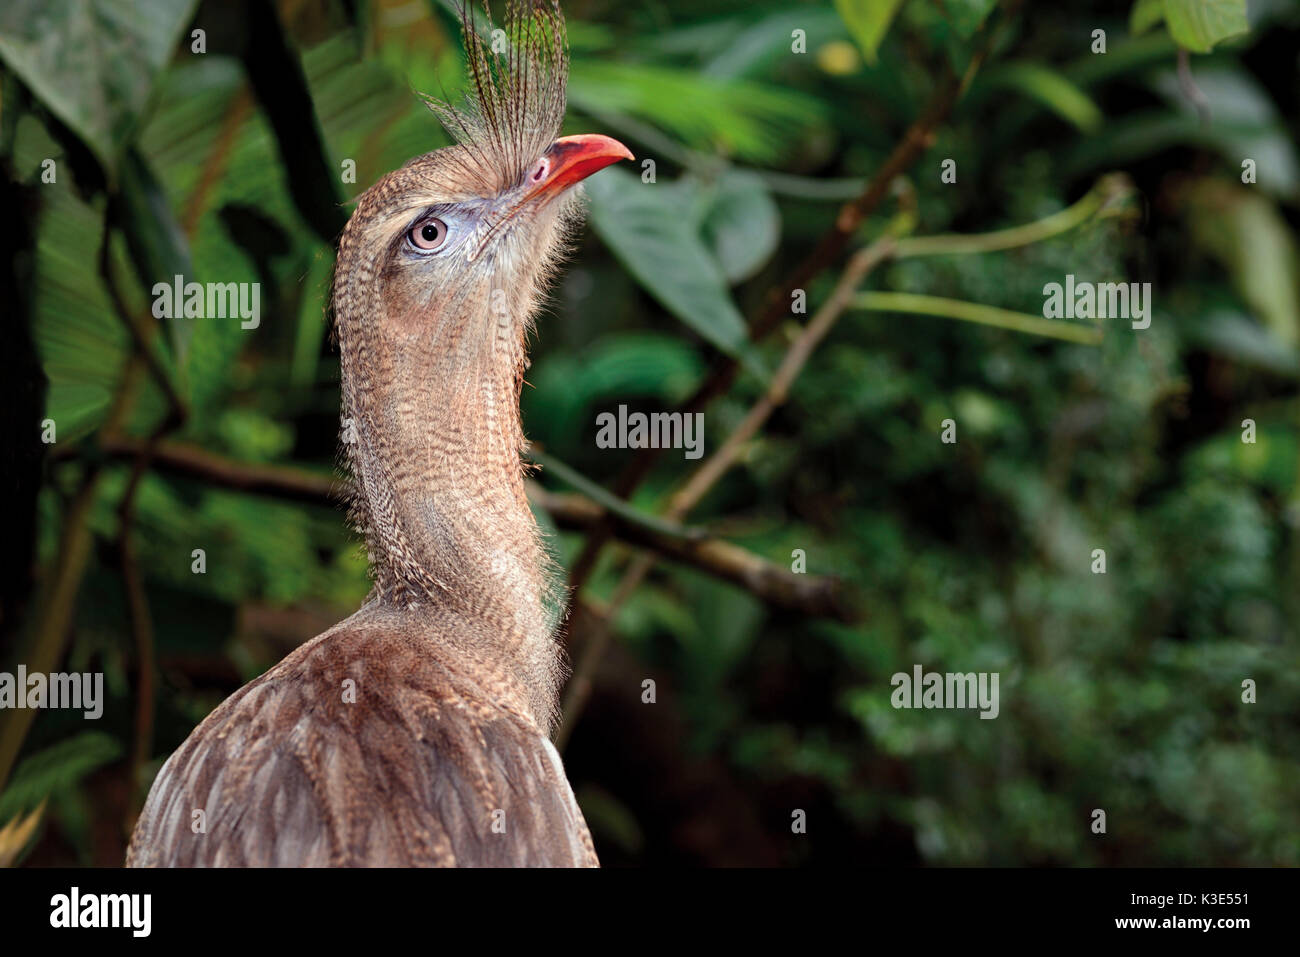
[114,426,176,807]
[0,471,100,792]
[181,89,254,238]
[1176,48,1211,127]
[556,240,895,745]
[117,499,156,798]
[530,450,708,542]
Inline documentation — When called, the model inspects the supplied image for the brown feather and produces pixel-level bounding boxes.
[423,1,569,195]
[127,610,595,867]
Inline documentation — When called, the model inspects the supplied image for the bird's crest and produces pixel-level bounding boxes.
[425,1,569,193]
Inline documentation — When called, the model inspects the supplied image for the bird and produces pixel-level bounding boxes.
[126,0,631,867]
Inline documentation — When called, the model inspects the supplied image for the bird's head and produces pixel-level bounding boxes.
[335,133,630,348]
[333,0,630,362]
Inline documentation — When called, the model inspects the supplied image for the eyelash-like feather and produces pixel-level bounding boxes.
[422,1,569,195]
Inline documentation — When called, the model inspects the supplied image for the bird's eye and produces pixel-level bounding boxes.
[529,157,550,183]
[408,217,448,251]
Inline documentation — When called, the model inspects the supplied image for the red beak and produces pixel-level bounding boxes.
[526,133,633,202]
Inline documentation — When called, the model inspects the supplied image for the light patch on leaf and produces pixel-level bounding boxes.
[833,0,906,64]
[1164,0,1249,53]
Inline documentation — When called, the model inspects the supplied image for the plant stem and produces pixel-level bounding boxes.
[854,291,1103,344]
[893,174,1133,258]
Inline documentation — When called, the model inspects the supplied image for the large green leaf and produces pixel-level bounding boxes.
[700,170,781,285]
[1184,179,1299,347]
[13,113,129,442]
[585,167,765,377]
[1164,0,1249,53]
[568,61,824,164]
[0,0,199,174]
[702,9,848,80]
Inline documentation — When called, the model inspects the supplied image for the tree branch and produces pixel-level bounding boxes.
[83,437,852,621]
[529,485,855,623]
[89,435,339,504]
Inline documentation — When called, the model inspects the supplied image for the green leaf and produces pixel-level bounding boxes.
[25,165,129,443]
[572,785,644,855]
[568,61,824,164]
[702,9,848,80]
[1130,0,1167,34]
[585,167,765,377]
[546,334,704,406]
[833,0,906,63]
[291,251,334,388]
[980,64,1104,133]
[526,334,705,448]
[1184,179,1299,347]
[1164,0,1249,53]
[0,732,121,820]
[700,170,781,285]
[0,0,199,174]
[1148,68,1300,197]
[1190,310,1300,377]
[937,0,999,38]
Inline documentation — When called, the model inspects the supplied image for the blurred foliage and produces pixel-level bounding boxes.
[1,0,1298,867]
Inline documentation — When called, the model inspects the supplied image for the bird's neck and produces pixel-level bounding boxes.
[343,299,563,728]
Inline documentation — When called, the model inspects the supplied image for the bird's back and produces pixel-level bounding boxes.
[126,607,597,867]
